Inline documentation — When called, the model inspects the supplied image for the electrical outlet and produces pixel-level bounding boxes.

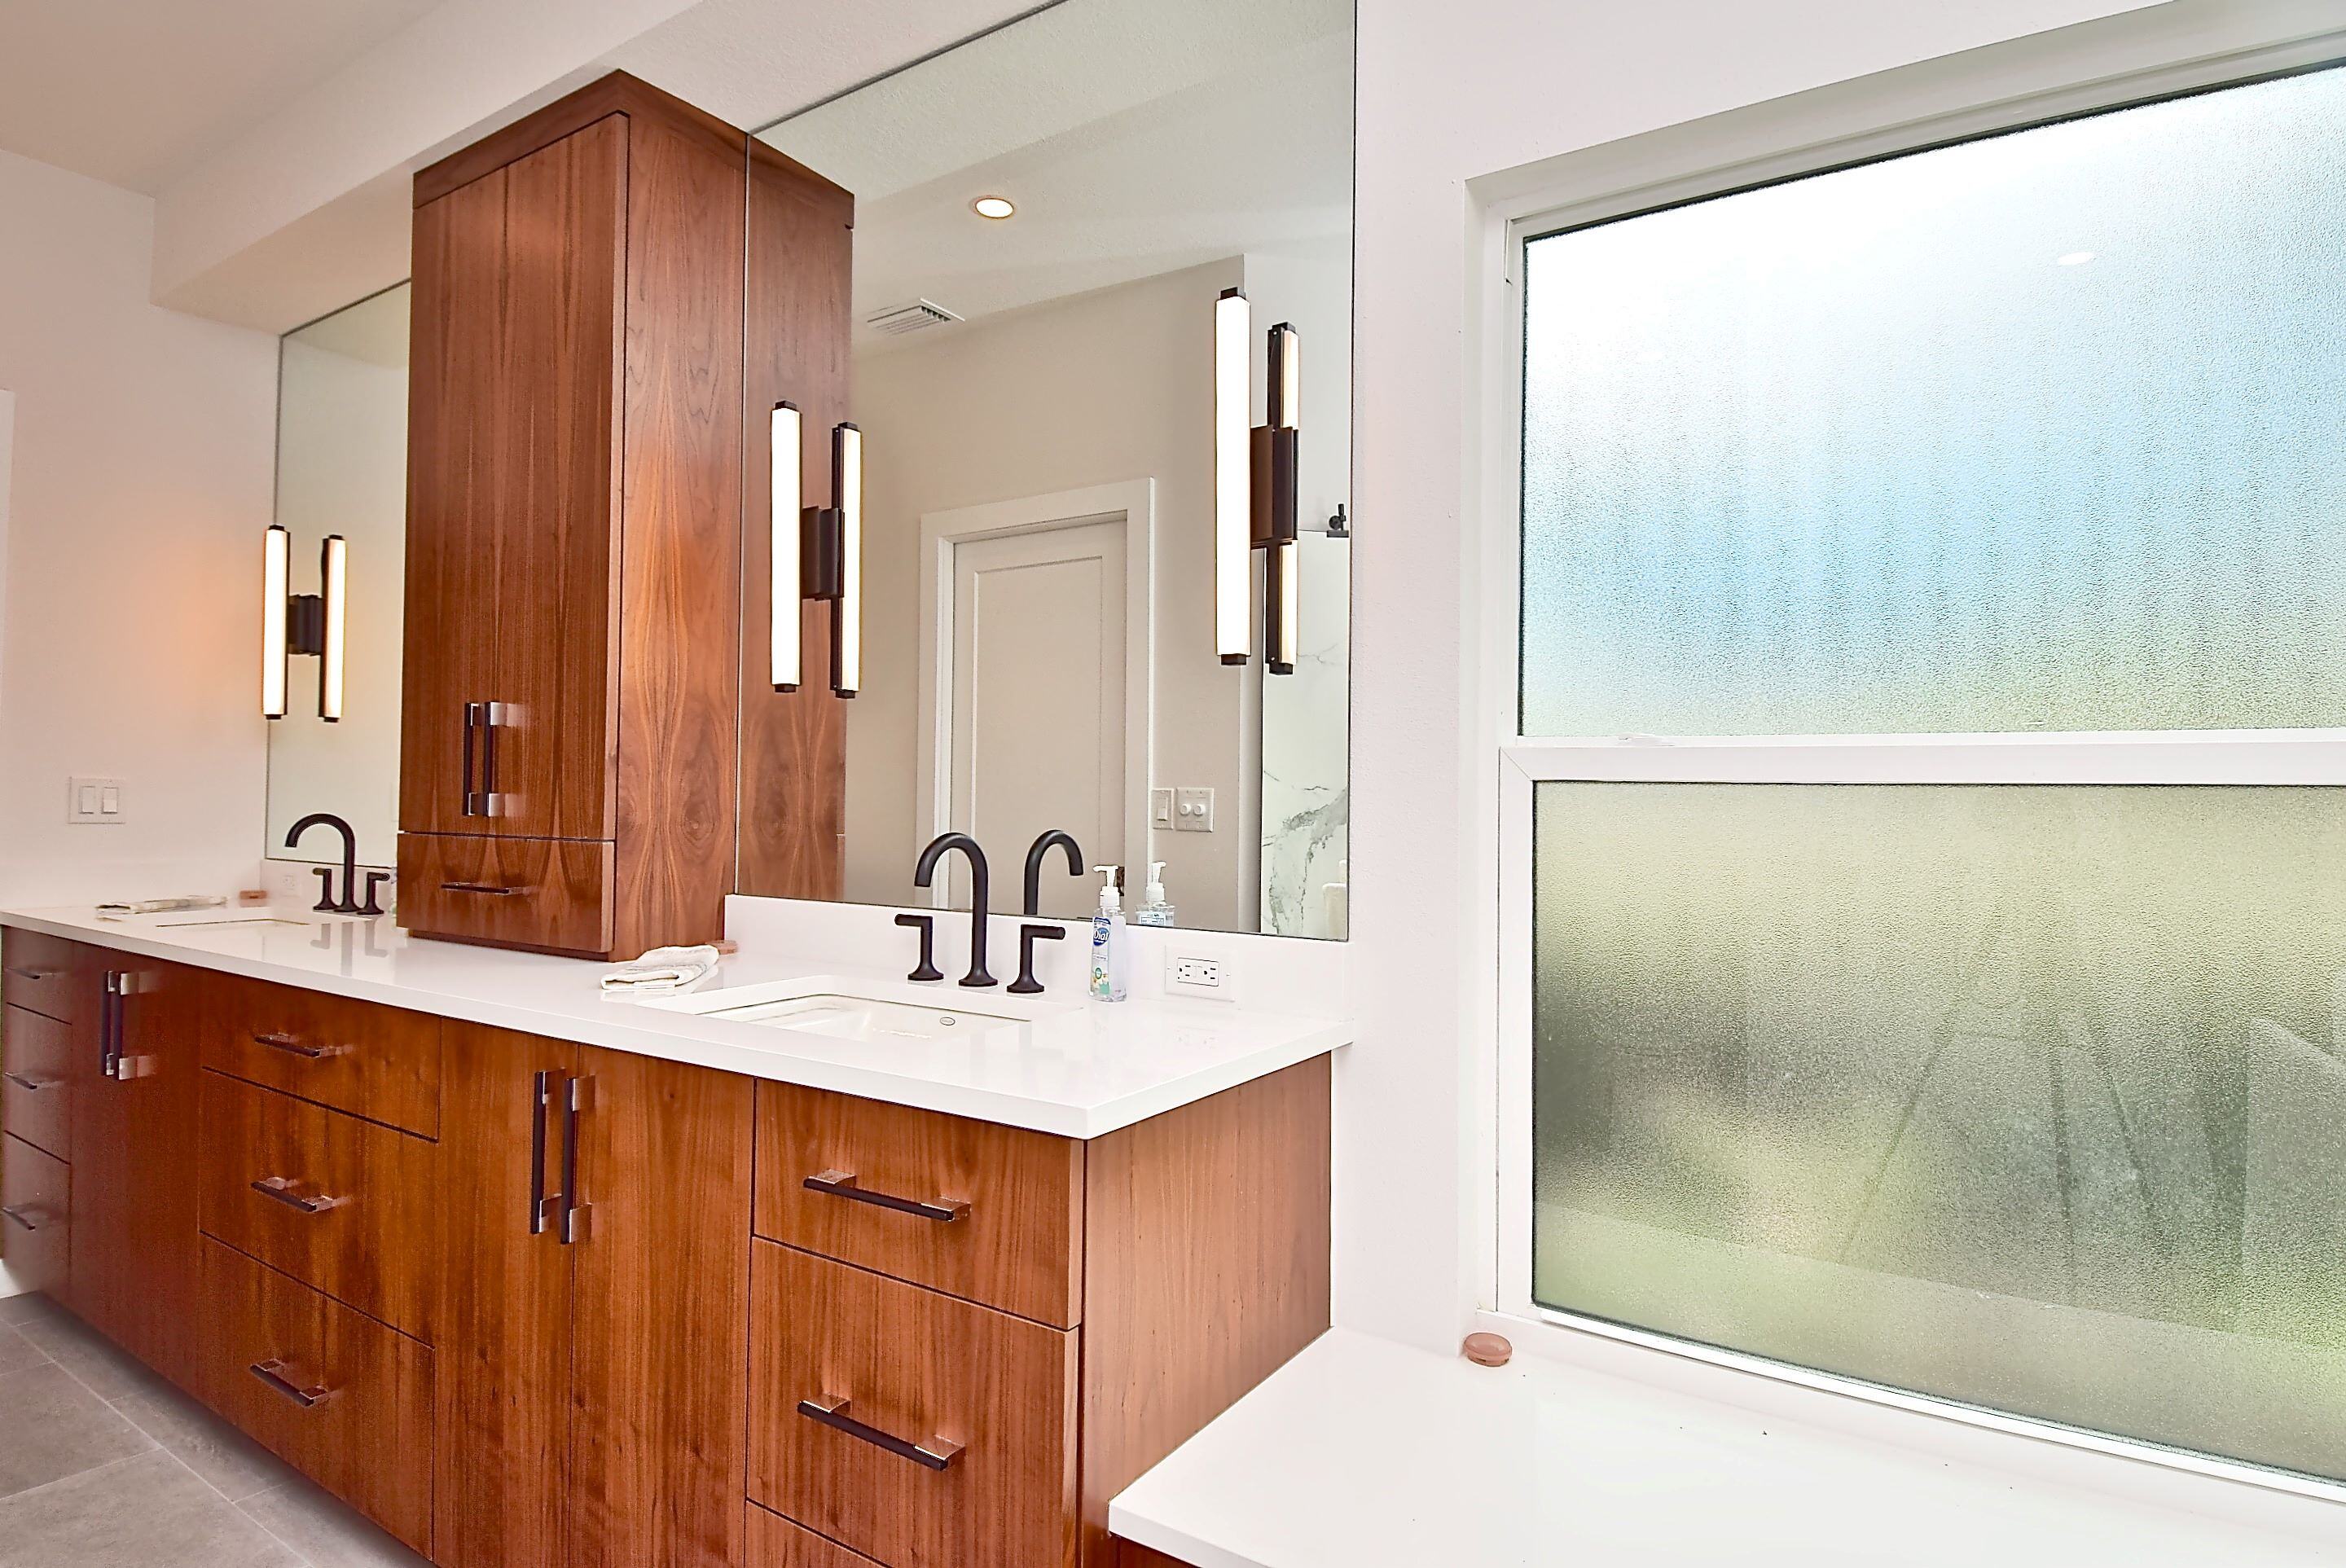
[1166,951,1236,1000]
[67,776,125,825]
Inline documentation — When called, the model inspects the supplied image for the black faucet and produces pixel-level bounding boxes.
[284,813,366,915]
[1020,830,1084,916]
[912,832,995,988]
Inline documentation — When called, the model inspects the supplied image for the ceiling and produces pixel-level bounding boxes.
[757,0,1352,352]
[0,0,443,194]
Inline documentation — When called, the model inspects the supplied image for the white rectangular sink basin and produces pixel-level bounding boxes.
[639,976,1057,1045]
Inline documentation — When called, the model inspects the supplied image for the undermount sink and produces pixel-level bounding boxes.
[639,976,1051,1044]
[143,916,312,929]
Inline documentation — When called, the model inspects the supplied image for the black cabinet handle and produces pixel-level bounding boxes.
[439,882,532,898]
[0,1204,42,1232]
[480,701,502,814]
[248,1359,332,1408]
[99,971,122,1079]
[559,1074,592,1244]
[3,965,56,980]
[796,1395,963,1470]
[2,1070,46,1091]
[250,1177,338,1214]
[252,1031,339,1061]
[529,1069,553,1236]
[461,701,481,817]
[802,1170,969,1223]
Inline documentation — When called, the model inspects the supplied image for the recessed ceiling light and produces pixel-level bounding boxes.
[2056,251,2097,266]
[971,195,1016,221]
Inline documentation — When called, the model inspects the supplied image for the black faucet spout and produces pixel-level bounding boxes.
[912,832,997,988]
[1020,830,1084,917]
[285,812,361,915]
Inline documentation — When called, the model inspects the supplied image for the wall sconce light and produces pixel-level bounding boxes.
[770,402,863,698]
[262,525,347,721]
[1212,288,1301,674]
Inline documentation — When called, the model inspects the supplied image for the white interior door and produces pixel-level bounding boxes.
[946,518,1126,917]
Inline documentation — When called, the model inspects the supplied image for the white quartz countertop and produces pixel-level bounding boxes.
[1109,1329,2346,1567]
[0,905,1350,1139]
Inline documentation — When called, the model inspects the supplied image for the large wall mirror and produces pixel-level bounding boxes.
[739,0,1355,936]
[264,283,409,871]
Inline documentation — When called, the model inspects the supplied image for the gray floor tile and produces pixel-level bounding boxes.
[0,1291,54,1325]
[14,1307,167,1403]
[0,1449,305,1568]
[0,1321,49,1373]
[238,1479,431,1567]
[0,1364,153,1501]
[112,1382,301,1503]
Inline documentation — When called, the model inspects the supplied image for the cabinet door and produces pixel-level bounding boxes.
[569,1044,753,1568]
[400,164,509,836]
[435,1023,576,1568]
[72,959,201,1382]
[484,115,626,844]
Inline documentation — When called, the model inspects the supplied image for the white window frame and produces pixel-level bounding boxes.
[1478,12,2346,1509]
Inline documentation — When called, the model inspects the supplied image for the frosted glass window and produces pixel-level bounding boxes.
[1520,66,2346,738]
[1532,781,2346,1482]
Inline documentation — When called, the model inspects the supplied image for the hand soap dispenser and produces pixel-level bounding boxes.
[1135,861,1175,927]
[1089,866,1131,1002]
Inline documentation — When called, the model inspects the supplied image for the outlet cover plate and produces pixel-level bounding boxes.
[1166,950,1236,1000]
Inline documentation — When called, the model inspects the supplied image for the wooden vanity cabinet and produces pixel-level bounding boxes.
[437,1021,755,1568]
[398,71,850,960]
[71,955,204,1386]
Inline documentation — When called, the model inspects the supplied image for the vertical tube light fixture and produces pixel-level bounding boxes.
[771,408,863,699]
[1211,293,1306,674]
[833,422,863,698]
[770,401,803,691]
[319,534,347,723]
[1214,288,1253,664]
[261,525,291,719]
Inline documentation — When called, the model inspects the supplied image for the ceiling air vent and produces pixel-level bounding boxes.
[865,299,963,336]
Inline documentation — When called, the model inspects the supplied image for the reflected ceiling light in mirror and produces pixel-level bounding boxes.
[2056,250,2097,266]
[261,525,347,720]
[970,195,1017,220]
[774,407,862,699]
[771,401,803,690]
[1213,292,1303,674]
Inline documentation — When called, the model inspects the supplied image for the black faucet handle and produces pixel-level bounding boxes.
[895,912,944,982]
[310,867,340,914]
[358,872,392,918]
[1008,922,1066,995]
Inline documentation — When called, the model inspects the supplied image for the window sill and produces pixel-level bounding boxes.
[1108,1324,2344,1568]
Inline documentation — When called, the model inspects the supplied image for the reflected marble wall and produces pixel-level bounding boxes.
[1261,530,1349,938]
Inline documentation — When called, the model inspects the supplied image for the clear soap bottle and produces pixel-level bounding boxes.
[1088,866,1131,1002]
[1135,860,1175,927]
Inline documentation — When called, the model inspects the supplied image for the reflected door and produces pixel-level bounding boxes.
[946,520,1127,918]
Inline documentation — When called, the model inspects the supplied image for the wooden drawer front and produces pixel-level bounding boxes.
[747,1504,885,1567]
[3,1006,72,1159]
[198,1238,434,1555]
[1,929,83,1026]
[199,1072,439,1342]
[398,832,615,957]
[203,974,441,1138]
[754,1083,1084,1328]
[749,1241,1078,1568]
[1,1132,68,1297]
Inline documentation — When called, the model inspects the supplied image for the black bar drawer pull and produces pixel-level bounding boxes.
[803,1170,969,1223]
[252,1031,341,1061]
[3,965,57,980]
[440,882,533,898]
[250,1176,340,1214]
[529,1069,553,1236]
[2,1070,49,1091]
[797,1395,963,1471]
[559,1074,592,1245]
[0,1203,43,1232]
[461,701,482,817]
[248,1359,332,1408]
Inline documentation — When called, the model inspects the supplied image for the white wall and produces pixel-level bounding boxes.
[0,149,278,906]
[1338,0,2172,1354]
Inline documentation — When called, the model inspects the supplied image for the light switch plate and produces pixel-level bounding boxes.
[1174,787,1215,832]
[68,776,125,825]
[1150,787,1174,828]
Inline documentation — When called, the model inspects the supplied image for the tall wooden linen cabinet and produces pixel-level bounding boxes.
[396,72,852,959]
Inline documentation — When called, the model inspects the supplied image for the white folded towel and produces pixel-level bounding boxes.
[600,945,723,997]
